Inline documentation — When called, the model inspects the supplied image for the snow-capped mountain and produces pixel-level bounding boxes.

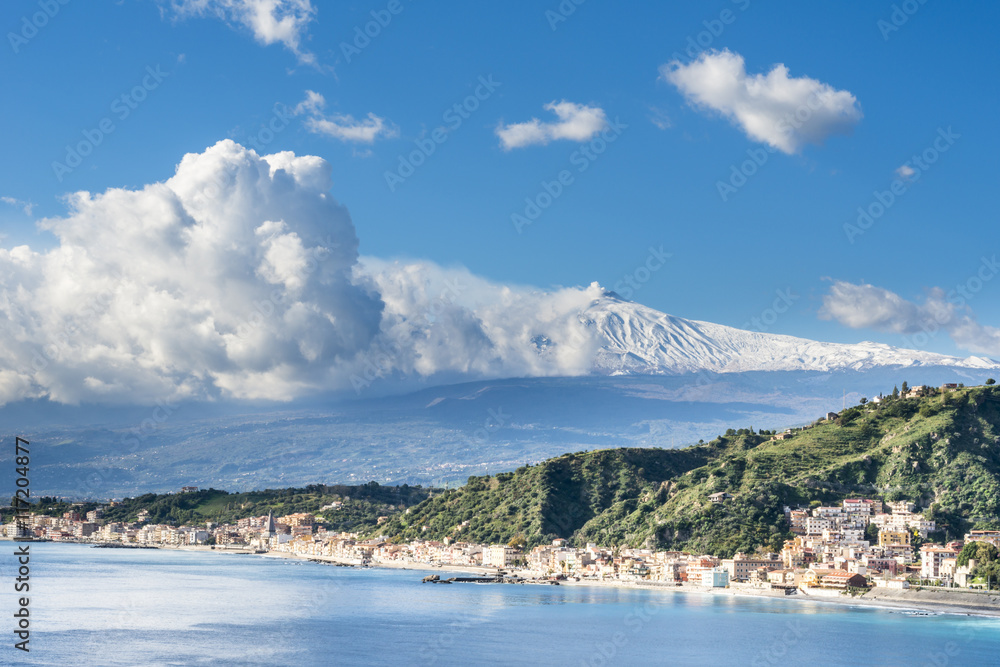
[8,288,999,497]
[582,291,999,375]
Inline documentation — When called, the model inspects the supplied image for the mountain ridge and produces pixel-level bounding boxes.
[582,289,998,376]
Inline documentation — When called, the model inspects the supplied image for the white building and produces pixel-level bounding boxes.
[806,517,834,535]
[920,545,959,580]
[482,545,520,568]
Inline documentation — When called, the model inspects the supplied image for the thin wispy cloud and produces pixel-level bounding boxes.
[661,49,862,154]
[896,164,917,180]
[295,90,398,144]
[1,196,34,216]
[820,279,1000,357]
[496,101,608,150]
[166,0,319,65]
[648,106,673,130]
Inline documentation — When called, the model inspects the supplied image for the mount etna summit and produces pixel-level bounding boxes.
[7,291,996,498]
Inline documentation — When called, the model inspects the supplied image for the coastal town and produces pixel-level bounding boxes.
[7,493,999,595]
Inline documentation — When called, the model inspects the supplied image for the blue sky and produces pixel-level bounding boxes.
[1,0,999,406]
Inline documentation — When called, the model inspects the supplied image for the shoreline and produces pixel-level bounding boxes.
[259,548,1000,619]
[19,539,1000,618]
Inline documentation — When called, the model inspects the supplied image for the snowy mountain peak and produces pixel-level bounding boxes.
[580,291,1000,375]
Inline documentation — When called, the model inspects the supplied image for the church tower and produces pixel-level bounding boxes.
[259,511,276,549]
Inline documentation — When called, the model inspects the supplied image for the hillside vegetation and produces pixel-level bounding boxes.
[373,384,1000,556]
[12,483,432,533]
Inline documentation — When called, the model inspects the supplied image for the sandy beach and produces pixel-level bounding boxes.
[257,548,1000,619]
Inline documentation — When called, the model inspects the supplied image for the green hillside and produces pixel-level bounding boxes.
[11,483,432,533]
[373,383,1000,556]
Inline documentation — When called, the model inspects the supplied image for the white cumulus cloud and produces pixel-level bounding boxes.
[0,140,383,405]
[294,90,398,144]
[166,0,318,65]
[0,142,608,406]
[496,101,608,150]
[820,279,1000,357]
[661,49,862,154]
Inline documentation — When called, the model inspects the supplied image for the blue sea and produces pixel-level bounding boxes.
[3,543,999,666]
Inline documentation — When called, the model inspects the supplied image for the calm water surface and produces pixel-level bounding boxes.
[2,543,999,666]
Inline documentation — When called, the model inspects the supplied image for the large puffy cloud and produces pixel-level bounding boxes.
[166,0,318,65]
[661,49,862,154]
[496,101,608,150]
[820,279,1000,356]
[0,142,605,406]
[0,140,382,404]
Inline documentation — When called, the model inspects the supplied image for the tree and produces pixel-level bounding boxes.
[957,541,997,567]
[860,397,868,405]
[892,386,900,399]
[987,378,996,385]
[901,381,909,395]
